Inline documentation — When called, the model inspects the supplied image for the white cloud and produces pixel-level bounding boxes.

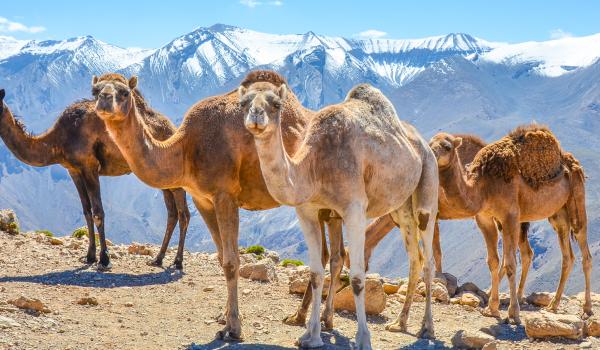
[355,29,387,40]
[239,0,283,7]
[549,29,572,40]
[0,17,45,33]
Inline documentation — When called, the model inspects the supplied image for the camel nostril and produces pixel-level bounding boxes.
[99,93,111,100]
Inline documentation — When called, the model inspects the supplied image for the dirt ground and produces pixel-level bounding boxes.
[0,232,598,350]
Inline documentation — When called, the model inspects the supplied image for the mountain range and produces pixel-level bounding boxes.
[1,24,600,294]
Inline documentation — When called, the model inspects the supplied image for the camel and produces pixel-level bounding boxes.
[359,135,534,301]
[428,127,592,324]
[239,81,438,349]
[0,85,190,270]
[92,70,351,341]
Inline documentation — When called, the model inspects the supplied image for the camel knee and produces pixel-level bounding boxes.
[310,271,324,290]
[92,211,104,228]
[351,276,364,296]
[504,261,517,278]
[222,259,239,281]
[178,208,191,226]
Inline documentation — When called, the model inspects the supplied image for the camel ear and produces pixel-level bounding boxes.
[238,86,247,101]
[92,75,98,85]
[453,137,463,148]
[0,89,5,101]
[277,84,287,100]
[128,76,138,89]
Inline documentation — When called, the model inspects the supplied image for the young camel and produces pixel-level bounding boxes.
[428,127,592,323]
[240,82,438,349]
[0,86,190,269]
[93,70,350,341]
[359,135,533,301]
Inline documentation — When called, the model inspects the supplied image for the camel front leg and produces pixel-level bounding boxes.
[500,213,521,324]
[171,189,190,270]
[321,214,344,331]
[82,169,110,270]
[213,193,242,342]
[517,223,533,302]
[476,215,501,318]
[295,205,325,348]
[433,219,442,274]
[546,209,574,314]
[149,190,178,267]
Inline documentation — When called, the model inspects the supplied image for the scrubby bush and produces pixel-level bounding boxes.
[245,245,265,256]
[71,226,88,239]
[8,222,19,235]
[36,229,53,237]
[281,259,304,267]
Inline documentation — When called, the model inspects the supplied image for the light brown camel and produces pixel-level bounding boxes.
[239,82,438,349]
[0,85,190,270]
[359,135,534,301]
[428,127,592,324]
[92,71,349,341]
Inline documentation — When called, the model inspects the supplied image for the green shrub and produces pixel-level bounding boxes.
[281,259,304,267]
[36,229,53,237]
[245,245,265,256]
[71,226,88,239]
[8,221,19,234]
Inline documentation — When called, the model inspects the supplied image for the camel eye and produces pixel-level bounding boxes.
[273,102,282,109]
[442,142,452,151]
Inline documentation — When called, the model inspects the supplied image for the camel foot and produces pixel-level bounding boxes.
[417,324,435,340]
[171,259,183,271]
[481,307,501,318]
[282,311,306,327]
[544,305,558,313]
[385,320,407,333]
[146,258,163,267]
[96,261,112,272]
[295,330,324,348]
[581,309,593,320]
[80,255,97,265]
[215,327,243,342]
[320,316,334,332]
[502,316,521,325]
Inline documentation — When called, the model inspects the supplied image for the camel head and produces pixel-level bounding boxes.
[429,133,462,168]
[92,74,138,122]
[238,82,287,137]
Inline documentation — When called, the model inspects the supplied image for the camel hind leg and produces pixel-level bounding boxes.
[321,212,344,331]
[148,190,178,267]
[546,208,574,314]
[170,189,190,270]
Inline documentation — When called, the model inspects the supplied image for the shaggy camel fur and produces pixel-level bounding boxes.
[93,70,349,340]
[429,126,592,324]
[0,86,190,270]
[240,81,438,349]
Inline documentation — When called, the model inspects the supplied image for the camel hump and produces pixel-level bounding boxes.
[346,84,384,103]
[240,70,287,87]
[469,124,563,188]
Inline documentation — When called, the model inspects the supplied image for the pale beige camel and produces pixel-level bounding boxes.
[429,127,592,324]
[92,70,351,340]
[239,82,438,349]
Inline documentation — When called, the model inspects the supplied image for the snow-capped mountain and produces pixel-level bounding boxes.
[1,25,600,294]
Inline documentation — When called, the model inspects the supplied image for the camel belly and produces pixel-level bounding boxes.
[518,176,571,221]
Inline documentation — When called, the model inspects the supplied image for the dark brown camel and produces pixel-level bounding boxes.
[0,85,190,270]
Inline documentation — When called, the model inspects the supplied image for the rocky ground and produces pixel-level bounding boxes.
[0,228,599,349]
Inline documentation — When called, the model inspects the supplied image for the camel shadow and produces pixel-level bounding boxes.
[335,311,389,325]
[187,330,351,349]
[0,265,184,288]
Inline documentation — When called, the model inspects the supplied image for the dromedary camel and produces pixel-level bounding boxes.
[239,81,438,349]
[359,135,534,301]
[428,127,592,323]
[0,85,190,270]
[92,70,353,340]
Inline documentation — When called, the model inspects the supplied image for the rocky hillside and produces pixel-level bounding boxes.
[1,213,599,350]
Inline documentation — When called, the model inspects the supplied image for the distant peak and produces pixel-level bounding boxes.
[208,23,239,32]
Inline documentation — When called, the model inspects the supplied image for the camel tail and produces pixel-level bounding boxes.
[564,153,587,236]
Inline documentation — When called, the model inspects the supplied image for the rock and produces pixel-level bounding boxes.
[456,282,488,305]
[288,272,331,296]
[0,315,20,328]
[450,297,461,305]
[459,292,482,307]
[398,283,408,296]
[482,341,498,350]
[67,241,82,250]
[239,262,277,282]
[203,286,215,292]
[416,281,449,303]
[124,302,134,307]
[584,316,600,336]
[265,250,280,264]
[0,209,19,235]
[9,296,51,313]
[76,297,98,306]
[499,293,511,306]
[579,341,592,349]
[49,237,64,246]
[239,253,257,265]
[451,330,495,349]
[383,282,400,295]
[443,272,458,297]
[127,243,153,256]
[526,292,554,307]
[334,278,386,315]
[524,311,583,340]
[242,288,251,296]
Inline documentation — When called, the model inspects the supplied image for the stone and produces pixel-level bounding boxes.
[526,292,554,307]
[398,283,408,296]
[416,281,449,303]
[127,243,153,256]
[265,250,280,264]
[524,311,583,340]
[203,286,215,292]
[499,293,511,306]
[242,288,251,296]
[459,292,482,307]
[383,282,400,295]
[334,278,386,315]
[49,237,64,246]
[9,296,51,313]
[443,272,458,297]
[482,341,498,350]
[579,341,592,349]
[124,302,134,307]
[584,316,600,337]
[76,297,98,306]
[456,282,488,305]
[239,262,277,282]
[451,330,495,349]
[0,209,19,235]
[0,315,20,328]
[288,272,331,296]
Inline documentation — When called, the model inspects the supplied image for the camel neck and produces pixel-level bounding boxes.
[253,124,314,206]
[0,106,61,166]
[439,152,482,216]
[105,105,184,189]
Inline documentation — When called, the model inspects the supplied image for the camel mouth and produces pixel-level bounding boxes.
[95,102,115,118]
[245,121,267,135]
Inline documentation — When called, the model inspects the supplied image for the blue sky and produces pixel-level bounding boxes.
[1,0,599,48]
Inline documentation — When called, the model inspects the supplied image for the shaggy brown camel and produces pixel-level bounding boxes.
[0,86,190,270]
[240,82,438,349]
[92,70,349,341]
[429,127,592,324]
[359,135,534,301]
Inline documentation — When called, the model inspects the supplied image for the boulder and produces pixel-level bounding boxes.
[585,316,600,337]
[451,330,495,349]
[459,292,482,307]
[239,262,277,282]
[49,237,64,246]
[524,311,583,340]
[0,209,19,235]
[456,282,488,305]
[443,272,458,297]
[416,281,450,303]
[265,250,280,264]
[334,278,386,315]
[383,282,400,295]
[9,296,51,314]
[526,292,554,307]
[76,297,98,306]
[127,243,153,256]
[288,272,331,295]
